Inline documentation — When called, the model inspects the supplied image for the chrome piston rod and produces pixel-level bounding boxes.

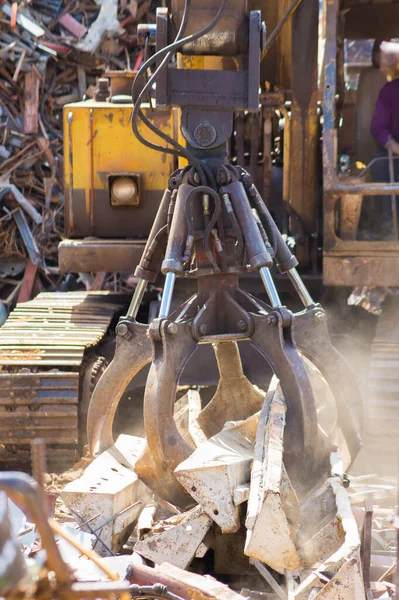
[126,279,148,319]
[287,268,314,308]
[260,267,282,308]
[159,272,176,318]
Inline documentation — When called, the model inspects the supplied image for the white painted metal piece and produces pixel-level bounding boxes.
[293,459,364,599]
[175,414,257,533]
[187,389,208,447]
[134,505,212,569]
[61,434,150,555]
[313,558,364,599]
[233,484,250,506]
[174,390,207,449]
[245,382,300,572]
[137,504,156,540]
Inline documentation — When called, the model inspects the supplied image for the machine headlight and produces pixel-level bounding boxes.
[110,176,139,205]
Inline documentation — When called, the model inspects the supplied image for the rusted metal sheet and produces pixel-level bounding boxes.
[293,455,365,598]
[312,558,365,599]
[58,239,146,274]
[323,255,399,287]
[288,0,319,268]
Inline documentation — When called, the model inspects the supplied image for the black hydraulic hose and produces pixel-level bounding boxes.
[131,0,228,187]
[184,186,222,272]
[141,224,168,268]
[222,194,244,261]
[131,0,200,171]
[248,189,278,253]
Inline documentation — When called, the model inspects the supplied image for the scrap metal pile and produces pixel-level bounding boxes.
[0,378,397,600]
[0,0,152,313]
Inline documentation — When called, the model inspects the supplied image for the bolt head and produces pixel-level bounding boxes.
[193,122,217,147]
[237,319,247,331]
[315,311,325,321]
[199,324,207,335]
[267,314,278,326]
[216,167,228,186]
[117,322,129,337]
[167,322,178,335]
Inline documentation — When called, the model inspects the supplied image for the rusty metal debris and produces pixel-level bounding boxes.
[0,0,154,308]
[1,381,397,600]
[0,1,398,600]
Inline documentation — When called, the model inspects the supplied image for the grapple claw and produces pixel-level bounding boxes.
[87,318,152,457]
[294,305,363,463]
[135,318,197,508]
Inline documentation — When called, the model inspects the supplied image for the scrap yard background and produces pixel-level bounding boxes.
[0,0,150,307]
[0,1,399,599]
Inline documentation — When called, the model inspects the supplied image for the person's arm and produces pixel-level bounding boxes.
[388,138,399,155]
[370,84,399,152]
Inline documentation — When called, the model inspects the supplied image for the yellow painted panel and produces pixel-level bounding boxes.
[64,101,177,194]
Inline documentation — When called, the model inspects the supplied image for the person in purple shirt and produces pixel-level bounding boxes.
[371,78,399,154]
[370,40,399,236]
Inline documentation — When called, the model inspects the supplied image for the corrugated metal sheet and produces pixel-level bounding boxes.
[0,292,124,366]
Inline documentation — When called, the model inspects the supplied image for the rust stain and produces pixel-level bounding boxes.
[87,130,98,146]
[104,113,114,123]
[150,108,172,129]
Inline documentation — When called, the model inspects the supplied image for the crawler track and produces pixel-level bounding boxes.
[0,292,126,470]
[366,296,399,475]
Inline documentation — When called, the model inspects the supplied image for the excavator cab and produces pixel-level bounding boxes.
[322,0,399,285]
[321,0,399,472]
